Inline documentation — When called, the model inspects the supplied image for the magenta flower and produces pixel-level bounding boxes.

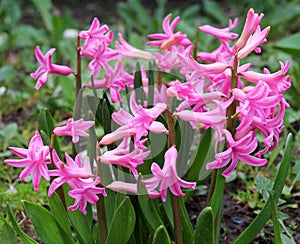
[53,118,95,143]
[141,146,196,201]
[48,150,93,197]
[68,177,107,215]
[85,60,134,103]
[206,130,268,178]
[4,131,51,191]
[79,17,111,49]
[147,14,192,50]
[100,138,150,178]
[31,46,73,90]
[116,33,155,60]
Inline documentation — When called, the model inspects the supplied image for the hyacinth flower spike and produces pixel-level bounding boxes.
[4,131,51,191]
[31,46,73,90]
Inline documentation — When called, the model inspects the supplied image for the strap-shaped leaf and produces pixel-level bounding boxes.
[23,201,75,244]
[48,191,72,237]
[185,128,212,182]
[232,133,293,243]
[152,225,171,244]
[138,182,164,233]
[106,197,136,244]
[194,207,214,244]
[6,203,38,244]
[180,197,194,244]
[1,223,17,244]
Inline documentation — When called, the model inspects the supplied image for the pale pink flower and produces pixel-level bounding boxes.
[100,92,167,148]
[116,33,155,60]
[206,130,268,178]
[4,131,51,191]
[48,150,93,197]
[147,14,192,50]
[233,81,282,131]
[235,8,264,50]
[198,18,239,44]
[31,46,73,90]
[141,146,196,201]
[53,118,95,143]
[197,42,234,63]
[68,177,107,215]
[100,138,150,177]
[79,17,112,49]
[174,98,233,141]
[238,61,291,93]
[106,181,138,195]
[85,60,134,103]
[237,25,270,59]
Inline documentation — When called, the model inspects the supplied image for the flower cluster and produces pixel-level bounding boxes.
[5,8,290,215]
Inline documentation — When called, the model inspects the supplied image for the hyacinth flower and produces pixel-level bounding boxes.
[206,130,268,178]
[53,118,95,143]
[141,146,196,201]
[84,60,134,103]
[79,17,111,49]
[100,92,168,148]
[4,131,51,191]
[116,33,155,60]
[48,150,93,197]
[99,138,150,178]
[31,46,73,90]
[147,14,192,50]
[68,176,107,215]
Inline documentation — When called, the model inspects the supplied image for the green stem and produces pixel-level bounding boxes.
[207,53,239,243]
[193,28,199,60]
[96,145,108,244]
[166,103,183,244]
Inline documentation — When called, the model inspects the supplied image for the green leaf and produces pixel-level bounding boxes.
[152,225,171,244]
[232,133,293,243]
[194,207,214,244]
[274,32,300,56]
[48,192,72,237]
[269,193,282,244]
[138,182,164,233]
[0,66,14,82]
[31,0,53,32]
[256,174,272,202]
[185,128,212,182]
[6,203,38,244]
[203,0,228,23]
[134,62,145,106]
[180,197,194,244]
[106,197,136,244]
[23,201,75,244]
[1,223,17,244]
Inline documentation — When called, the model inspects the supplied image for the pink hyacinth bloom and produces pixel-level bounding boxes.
[48,150,93,197]
[68,177,107,215]
[106,181,138,195]
[199,18,239,44]
[141,146,196,201]
[4,131,51,191]
[53,118,95,143]
[80,40,118,77]
[206,130,268,178]
[85,60,134,103]
[31,46,73,90]
[79,17,111,49]
[147,14,192,50]
[235,8,264,50]
[100,92,168,148]
[233,81,282,131]
[238,61,291,94]
[237,25,270,59]
[100,138,150,177]
[174,98,233,141]
[116,33,155,60]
